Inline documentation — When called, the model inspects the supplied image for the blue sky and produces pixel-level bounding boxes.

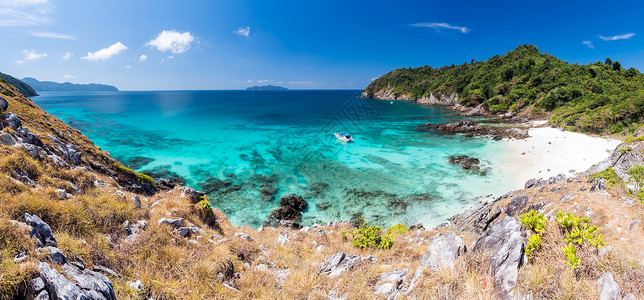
[0,0,643,90]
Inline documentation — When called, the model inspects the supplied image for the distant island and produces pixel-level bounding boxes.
[0,72,38,96]
[22,77,119,92]
[246,85,287,91]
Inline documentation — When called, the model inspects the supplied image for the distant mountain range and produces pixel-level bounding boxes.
[0,72,38,96]
[22,77,119,92]
[246,85,287,91]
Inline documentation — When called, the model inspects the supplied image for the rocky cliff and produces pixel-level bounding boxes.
[0,80,642,299]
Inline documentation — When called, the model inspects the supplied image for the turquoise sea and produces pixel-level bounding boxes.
[32,90,521,228]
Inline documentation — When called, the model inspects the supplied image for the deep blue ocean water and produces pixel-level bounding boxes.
[32,90,520,228]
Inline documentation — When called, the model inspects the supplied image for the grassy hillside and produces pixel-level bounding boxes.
[0,79,643,299]
[0,73,37,97]
[363,44,644,134]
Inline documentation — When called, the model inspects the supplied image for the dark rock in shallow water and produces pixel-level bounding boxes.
[266,194,308,227]
[448,155,487,175]
[316,201,332,211]
[127,156,154,169]
[419,119,529,140]
[200,177,232,194]
[141,165,186,187]
[259,185,278,201]
[280,194,307,211]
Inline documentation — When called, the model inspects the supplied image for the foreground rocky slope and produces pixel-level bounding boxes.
[1,81,643,299]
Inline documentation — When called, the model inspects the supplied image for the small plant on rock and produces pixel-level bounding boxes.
[341,216,406,249]
[525,233,541,259]
[589,167,620,188]
[562,243,580,269]
[520,209,547,233]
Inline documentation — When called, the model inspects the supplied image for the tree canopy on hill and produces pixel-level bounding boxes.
[0,72,38,97]
[363,44,644,134]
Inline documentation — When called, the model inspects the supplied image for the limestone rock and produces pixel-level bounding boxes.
[235,232,255,242]
[132,196,141,208]
[181,186,206,203]
[623,293,636,300]
[596,272,620,300]
[37,262,85,300]
[0,96,7,112]
[0,132,16,145]
[472,216,524,298]
[2,112,22,130]
[158,217,185,228]
[506,195,529,217]
[374,268,408,300]
[448,200,502,234]
[319,252,366,278]
[38,246,68,265]
[25,213,57,247]
[420,231,466,271]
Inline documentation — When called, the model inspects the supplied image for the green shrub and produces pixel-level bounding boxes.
[137,172,155,185]
[341,217,406,249]
[619,146,633,154]
[562,243,580,269]
[520,209,547,233]
[525,234,541,259]
[628,165,644,204]
[589,167,620,188]
[621,136,644,145]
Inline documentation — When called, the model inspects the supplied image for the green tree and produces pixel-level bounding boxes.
[613,61,621,71]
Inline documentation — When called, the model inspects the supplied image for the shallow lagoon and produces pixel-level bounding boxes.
[33,90,521,227]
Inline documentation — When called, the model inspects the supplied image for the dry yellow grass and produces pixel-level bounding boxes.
[0,80,643,299]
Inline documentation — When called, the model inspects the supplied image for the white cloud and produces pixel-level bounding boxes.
[167,55,174,59]
[22,49,47,60]
[599,33,635,41]
[146,30,195,54]
[81,42,127,61]
[29,31,76,40]
[0,0,53,27]
[410,22,469,33]
[125,65,131,69]
[370,77,378,82]
[15,59,25,64]
[138,54,147,62]
[61,52,72,60]
[234,26,250,37]
[62,74,75,79]
[582,41,594,48]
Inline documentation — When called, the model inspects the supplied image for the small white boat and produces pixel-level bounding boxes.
[334,132,354,142]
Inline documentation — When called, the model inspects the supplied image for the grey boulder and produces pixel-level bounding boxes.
[374,268,408,300]
[158,217,185,228]
[596,272,620,300]
[472,216,524,298]
[25,213,57,247]
[319,252,364,278]
[420,231,466,271]
[506,195,529,217]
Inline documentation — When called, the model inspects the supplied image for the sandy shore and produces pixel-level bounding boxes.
[504,125,620,188]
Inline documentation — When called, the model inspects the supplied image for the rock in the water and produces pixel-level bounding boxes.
[25,213,57,247]
[448,155,482,172]
[266,194,308,227]
[420,231,466,271]
[472,216,524,298]
[158,217,185,228]
[506,195,529,217]
[374,269,408,299]
[596,272,620,300]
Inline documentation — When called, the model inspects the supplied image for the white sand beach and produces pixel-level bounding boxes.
[504,125,620,188]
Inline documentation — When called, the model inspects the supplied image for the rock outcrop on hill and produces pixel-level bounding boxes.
[0,78,642,299]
